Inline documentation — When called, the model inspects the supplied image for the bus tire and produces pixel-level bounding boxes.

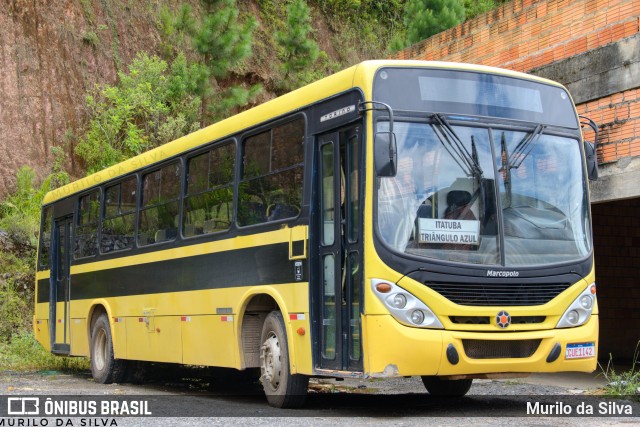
[259,311,308,408]
[90,313,127,384]
[421,376,472,397]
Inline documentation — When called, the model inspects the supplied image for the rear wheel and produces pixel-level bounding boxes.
[90,313,127,384]
[260,311,308,408]
[421,376,472,397]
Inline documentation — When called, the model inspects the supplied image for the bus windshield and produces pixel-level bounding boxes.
[376,120,592,266]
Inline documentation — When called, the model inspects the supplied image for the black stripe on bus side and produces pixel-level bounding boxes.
[37,243,305,302]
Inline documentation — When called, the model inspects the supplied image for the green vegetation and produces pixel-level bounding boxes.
[0,166,64,342]
[464,0,503,20]
[274,0,320,93]
[391,0,508,50]
[600,344,640,400]
[409,0,465,45]
[75,52,204,173]
[160,0,261,122]
[0,333,89,372]
[82,31,100,47]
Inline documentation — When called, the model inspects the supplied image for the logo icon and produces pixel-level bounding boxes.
[7,397,40,415]
[496,310,511,328]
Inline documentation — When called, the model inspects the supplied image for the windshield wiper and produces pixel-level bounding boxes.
[431,113,484,178]
[504,123,546,170]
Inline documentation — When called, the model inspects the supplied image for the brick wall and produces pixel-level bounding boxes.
[396,0,640,163]
[577,88,640,163]
[591,199,640,361]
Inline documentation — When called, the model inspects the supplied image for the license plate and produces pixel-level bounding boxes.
[565,342,595,359]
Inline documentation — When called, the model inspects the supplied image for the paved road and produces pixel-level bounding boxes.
[0,368,637,426]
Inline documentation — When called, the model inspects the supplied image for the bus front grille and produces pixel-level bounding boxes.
[462,339,541,359]
[449,316,546,325]
[426,282,571,306]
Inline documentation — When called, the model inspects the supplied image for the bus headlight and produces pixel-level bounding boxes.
[392,293,407,309]
[579,294,593,309]
[556,283,596,328]
[371,279,444,329]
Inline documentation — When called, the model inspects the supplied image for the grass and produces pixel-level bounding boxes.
[0,333,89,373]
[82,31,100,47]
[599,342,640,400]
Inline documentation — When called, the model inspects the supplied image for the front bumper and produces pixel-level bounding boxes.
[363,313,598,377]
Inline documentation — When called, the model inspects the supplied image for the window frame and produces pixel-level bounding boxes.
[74,188,102,260]
[182,139,237,240]
[137,159,184,248]
[236,115,306,229]
[100,175,139,255]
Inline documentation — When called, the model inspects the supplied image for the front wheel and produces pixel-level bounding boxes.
[260,311,308,408]
[421,376,472,397]
[90,313,127,384]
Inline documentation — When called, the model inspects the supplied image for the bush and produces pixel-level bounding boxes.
[0,333,89,372]
[0,165,63,342]
[0,167,50,251]
[0,279,30,341]
[82,31,100,47]
[601,343,640,399]
[75,52,203,173]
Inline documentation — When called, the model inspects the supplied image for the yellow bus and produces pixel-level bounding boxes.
[34,60,598,408]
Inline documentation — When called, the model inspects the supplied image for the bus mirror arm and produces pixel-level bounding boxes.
[579,115,599,181]
[359,101,397,177]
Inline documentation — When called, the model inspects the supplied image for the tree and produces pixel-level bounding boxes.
[464,0,504,20]
[391,0,465,50]
[391,0,508,51]
[160,0,261,121]
[406,0,465,45]
[275,0,321,93]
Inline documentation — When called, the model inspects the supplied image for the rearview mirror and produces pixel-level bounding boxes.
[584,141,598,181]
[375,131,397,177]
[579,116,599,181]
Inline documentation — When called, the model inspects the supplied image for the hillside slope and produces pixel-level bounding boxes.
[0,0,392,196]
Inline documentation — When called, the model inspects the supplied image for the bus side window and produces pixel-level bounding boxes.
[139,161,181,246]
[101,176,137,253]
[75,190,100,259]
[238,118,304,226]
[183,142,235,237]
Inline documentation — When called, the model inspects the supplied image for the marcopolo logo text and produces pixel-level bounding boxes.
[486,270,520,277]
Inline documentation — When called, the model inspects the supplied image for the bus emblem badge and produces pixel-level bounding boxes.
[496,311,511,328]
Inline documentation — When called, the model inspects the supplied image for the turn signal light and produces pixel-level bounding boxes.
[375,282,393,293]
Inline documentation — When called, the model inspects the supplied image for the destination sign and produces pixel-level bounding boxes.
[418,218,480,245]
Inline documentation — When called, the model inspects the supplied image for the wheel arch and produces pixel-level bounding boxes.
[237,288,299,372]
[86,300,121,357]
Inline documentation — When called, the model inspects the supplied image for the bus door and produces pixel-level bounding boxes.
[316,125,363,372]
[50,215,72,355]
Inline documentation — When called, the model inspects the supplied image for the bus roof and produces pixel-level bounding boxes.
[43,60,564,205]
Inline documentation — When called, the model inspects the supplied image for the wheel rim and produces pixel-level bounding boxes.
[94,328,107,371]
[261,331,282,391]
